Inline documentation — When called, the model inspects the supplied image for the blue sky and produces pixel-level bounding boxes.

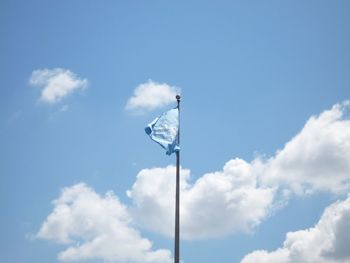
[1,1,350,262]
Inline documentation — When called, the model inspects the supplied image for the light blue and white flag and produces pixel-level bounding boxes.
[145,107,180,155]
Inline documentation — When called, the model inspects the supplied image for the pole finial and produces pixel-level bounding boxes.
[176,95,181,102]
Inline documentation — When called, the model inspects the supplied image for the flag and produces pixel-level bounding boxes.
[145,107,180,155]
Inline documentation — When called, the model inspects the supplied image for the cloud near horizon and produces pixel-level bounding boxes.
[240,194,350,263]
[36,101,350,261]
[127,101,350,240]
[125,80,180,112]
[29,68,88,104]
[36,183,172,263]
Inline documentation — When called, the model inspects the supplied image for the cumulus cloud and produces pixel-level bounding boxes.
[36,183,172,263]
[29,68,88,104]
[125,80,179,112]
[127,161,275,240]
[36,101,350,254]
[127,101,350,240]
[261,101,350,195]
[240,194,350,263]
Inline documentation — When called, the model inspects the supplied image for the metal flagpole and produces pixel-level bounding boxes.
[174,95,181,263]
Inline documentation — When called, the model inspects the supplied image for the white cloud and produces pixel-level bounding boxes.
[29,68,88,104]
[260,101,350,195]
[36,101,350,251]
[240,194,350,263]
[36,183,172,263]
[125,80,179,112]
[127,161,275,240]
[127,101,350,240]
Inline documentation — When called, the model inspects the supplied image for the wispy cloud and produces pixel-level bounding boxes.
[36,183,172,263]
[29,68,88,104]
[241,194,350,263]
[125,80,180,113]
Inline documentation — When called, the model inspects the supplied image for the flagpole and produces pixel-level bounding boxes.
[175,95,181,263]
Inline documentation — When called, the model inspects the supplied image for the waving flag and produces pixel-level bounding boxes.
[144,95,181,263]
[145,107,180,155]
